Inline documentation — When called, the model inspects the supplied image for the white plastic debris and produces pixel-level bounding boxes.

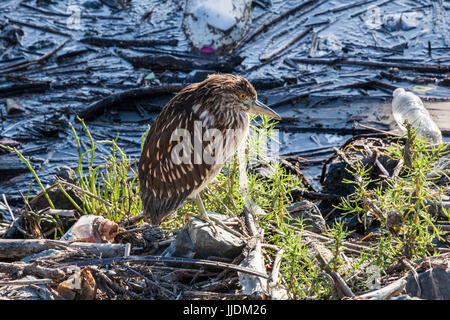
[364,9,423,31]
[183,0,252,53]
[383,12,423,31]
[60,215,119,243]
[315,34,343,57]
[392,88,442,144]
[192,1,236,32]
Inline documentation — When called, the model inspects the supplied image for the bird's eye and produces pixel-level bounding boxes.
[240,93,247,100]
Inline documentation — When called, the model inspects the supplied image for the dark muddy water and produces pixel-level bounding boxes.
[0,0,449,211]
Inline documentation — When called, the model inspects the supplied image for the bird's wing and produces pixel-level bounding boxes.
[138,97,219,223]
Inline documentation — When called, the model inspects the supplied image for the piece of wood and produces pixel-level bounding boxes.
[77,85,183,121]
[268,249,289,299]
[45,209,76,217]
[0,239,130,259]
[0,261,65,280]
[355,277,407,300]
[0,278,53,286]
[68,243,131,258]
[291,57,450,74]
[260,26,312,62]
[234,0,319,51]
[59,255,269,279]
[0,239,68,259]
[313,244,355,298]
[6,18,71,37]
[239,202,269,297]
[183,291,256,299]
[0,38,71,74]
[81,37,178,48]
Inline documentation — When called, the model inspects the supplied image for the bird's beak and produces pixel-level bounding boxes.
[248,99,281,120]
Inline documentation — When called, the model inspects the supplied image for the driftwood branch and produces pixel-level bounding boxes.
[77,85,183,121]
[235,0,319,51]
[268,249,288,299]
[0,239,130,259]
[239,203,269,298]
[314,246,355,298]
[0,278,53,286]
[0,261,65,280]
[58,255,270,279]
[355,277,407,300]
[0,239,69,259]
[0,38,71,74]
[290,57,450,74]
[80,37,178,48]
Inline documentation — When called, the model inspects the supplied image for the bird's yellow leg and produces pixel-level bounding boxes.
[195,194,219,235]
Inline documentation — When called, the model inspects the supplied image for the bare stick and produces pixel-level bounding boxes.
[57,180,128,217]
[93,269,143,299]
[268,249,286,299]
[355,277,407,300]
[0,278,53,286]
[2,194,15,221]
[0,261,65,280]
[314,0,378,16]
[0,38,71,74]
[235,0,319,51]
[290,57,450,74]
[6,18,71,37]
[125,266,175,297]
[261,26,313,62]
[59,255,269,279]
[315,250,355,298]
[77,85,182,121]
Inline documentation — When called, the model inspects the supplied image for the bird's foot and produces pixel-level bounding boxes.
[198,212,219,235]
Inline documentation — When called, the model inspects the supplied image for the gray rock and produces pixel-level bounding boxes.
[286,200,326,234]
[163,212,245,259]
[54,166,78,184]
[0,154,29,181]
[405,267,450,300]
[31,166,82,211]
[322,135,402,197]
[162,228,195,258]
[383,12,423,32]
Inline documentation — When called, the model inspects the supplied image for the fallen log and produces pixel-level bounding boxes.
[0,261,65,280]
[290,57,450,74]
[234,0,319,51]
[80,37,178,48]
[354,277,407,300]
[118,52,243,73]
[0,38,71,74]
[260,26,313,62]
[77,85,183,121]
[59,255,270,279]
[0,239,130,259]
[0,239,68,259]
[239,203,269,298]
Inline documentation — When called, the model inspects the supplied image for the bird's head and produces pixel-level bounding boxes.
[200,74,281,120]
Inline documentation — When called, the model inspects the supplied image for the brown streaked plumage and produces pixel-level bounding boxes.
[139,74,280,226]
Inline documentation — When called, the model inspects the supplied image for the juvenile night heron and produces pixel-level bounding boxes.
[138,74,280,229]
